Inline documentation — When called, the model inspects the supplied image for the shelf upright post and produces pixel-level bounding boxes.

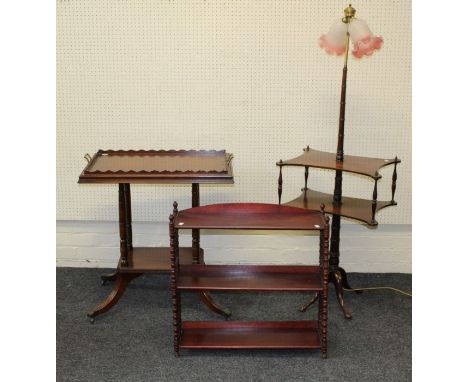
[371,176,378,225]
[170,202,180,357]
[118,184,128,267]
[278,160,283,204]
[192,183,200,264]
[319,204,330,359]
[304,146,310,191]
[123,184,133,253]
[391,156,398,204]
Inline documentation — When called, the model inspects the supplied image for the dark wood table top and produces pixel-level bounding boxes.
[174,203,327,230]
[78,149,234,184]
[277,147,400,179]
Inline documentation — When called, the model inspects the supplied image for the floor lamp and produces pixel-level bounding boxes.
[308,4,385,318]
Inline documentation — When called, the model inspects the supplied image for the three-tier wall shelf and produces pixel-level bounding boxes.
[169,202,330,358]
[277,146,400,318]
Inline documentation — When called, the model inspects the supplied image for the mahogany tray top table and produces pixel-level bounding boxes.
[78,149,234,322]
[169,202,330,357]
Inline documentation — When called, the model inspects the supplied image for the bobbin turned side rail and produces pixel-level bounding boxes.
[318,205,330,359]
[170,202,181,356]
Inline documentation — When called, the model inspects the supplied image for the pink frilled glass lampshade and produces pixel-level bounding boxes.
[349,19,383,58]
[319,19,349,56]
[319,17,383,58]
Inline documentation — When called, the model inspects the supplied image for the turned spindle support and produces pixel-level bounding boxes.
[304,166,309,190]
[189,187,232,319]
[278,160,283,204]
[123,184,132,254]
[118,184,128,267]
[191,184,200,264]
[391,156,398,204]
[371,176,378,225]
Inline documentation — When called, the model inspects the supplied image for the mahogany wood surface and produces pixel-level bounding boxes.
[180,321,321,349]
[277,148,400,179]
[78,149,234,184]
[171,202,329,356]
[81,149,235,321]
[285,188,395,226]
[119,247,201,273]
[177,264,323,291]
[87,273,142,323]
[174,203,326,230]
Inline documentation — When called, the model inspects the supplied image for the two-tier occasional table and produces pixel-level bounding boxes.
[78,149,234,322]
[277,147,400,319]
[169,202,330,358]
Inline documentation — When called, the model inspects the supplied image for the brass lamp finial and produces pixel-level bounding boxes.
[343,4,356,23]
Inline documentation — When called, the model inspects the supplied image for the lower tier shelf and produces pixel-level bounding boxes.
[284,188,396,226]
[177,264,323,291]
[180,321,321,349]
[119,247,201,273]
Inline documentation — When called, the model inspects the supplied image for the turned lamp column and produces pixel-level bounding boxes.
[330,5,354,275]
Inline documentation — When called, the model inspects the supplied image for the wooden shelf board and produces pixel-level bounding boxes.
[180,321,321,349]
[175,203,326,230]
[278,148,399,179]
[284,189,396,226]
[177,264,323,291]
[119,247,200,273]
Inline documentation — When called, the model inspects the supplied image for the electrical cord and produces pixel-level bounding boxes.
[344,286,412,297]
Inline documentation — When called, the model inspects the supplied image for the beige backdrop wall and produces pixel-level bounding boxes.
[57,0,411,225]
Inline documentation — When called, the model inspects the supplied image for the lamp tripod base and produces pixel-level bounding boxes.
[300,267,361,319]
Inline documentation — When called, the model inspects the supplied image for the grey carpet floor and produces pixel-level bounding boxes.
[56,268,411,382]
